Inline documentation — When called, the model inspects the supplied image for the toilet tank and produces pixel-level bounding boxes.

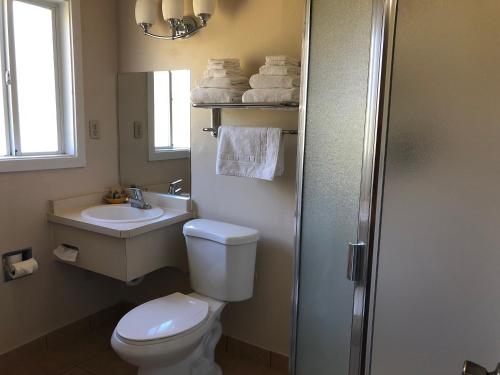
[183,219,260,302]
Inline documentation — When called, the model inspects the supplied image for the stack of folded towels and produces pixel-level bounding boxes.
[191,58,250,104]
[243,56,301,104]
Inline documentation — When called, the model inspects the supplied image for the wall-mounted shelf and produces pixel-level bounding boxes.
[192,102,299,137]
[192,102,299,109]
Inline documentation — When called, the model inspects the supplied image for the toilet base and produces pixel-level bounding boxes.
[137,321,223,375]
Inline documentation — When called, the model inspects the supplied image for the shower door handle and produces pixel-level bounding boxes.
[463,361,500,375]
[347,242,365,282]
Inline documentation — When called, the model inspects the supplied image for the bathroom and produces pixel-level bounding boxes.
[0,0,499,375]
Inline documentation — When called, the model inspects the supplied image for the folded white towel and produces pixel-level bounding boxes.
[209,62,241,70]
[242,88,300,104]
[199,76,250,89]
[204,68,244,78]
[208,58,240,65]
[216,126,284,181]
[208,59,241,70]
[249,74,301,89]
[259,65,301,76]
[191,87,244,104]
[265,56,300,66]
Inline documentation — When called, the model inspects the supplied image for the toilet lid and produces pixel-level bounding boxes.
[116,293,209,342]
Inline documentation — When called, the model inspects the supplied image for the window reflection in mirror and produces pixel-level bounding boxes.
[149,70,190,160]
[118,70,191,195]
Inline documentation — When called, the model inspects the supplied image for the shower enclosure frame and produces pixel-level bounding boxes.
[290,0,399,374]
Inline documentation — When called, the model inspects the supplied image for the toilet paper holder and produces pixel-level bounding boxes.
[2,247,33,282]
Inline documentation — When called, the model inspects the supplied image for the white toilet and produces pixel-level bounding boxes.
[111,219,260,375]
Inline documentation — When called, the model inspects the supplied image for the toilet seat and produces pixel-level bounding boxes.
[116,293,209,344]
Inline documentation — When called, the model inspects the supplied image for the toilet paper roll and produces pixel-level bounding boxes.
[9,258,38,279]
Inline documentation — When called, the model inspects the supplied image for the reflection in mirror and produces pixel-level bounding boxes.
[118,71,191,196]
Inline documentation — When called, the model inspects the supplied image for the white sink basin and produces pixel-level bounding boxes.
[81,204,164,223]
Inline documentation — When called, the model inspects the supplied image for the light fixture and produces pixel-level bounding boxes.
[135,0,215,41]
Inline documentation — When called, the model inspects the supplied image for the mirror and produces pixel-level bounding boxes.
[118,71,191,196]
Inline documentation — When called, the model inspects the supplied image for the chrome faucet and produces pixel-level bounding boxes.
[128,187,151,209]
[168,179,183,195]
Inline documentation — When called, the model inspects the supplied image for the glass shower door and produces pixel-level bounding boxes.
[293,0,376,374]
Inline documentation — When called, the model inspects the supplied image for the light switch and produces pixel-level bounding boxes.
[133,121,143,139]
[89,120,100,139]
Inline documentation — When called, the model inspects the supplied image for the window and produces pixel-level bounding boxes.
[148,70,190,161]
[0,0,85,172]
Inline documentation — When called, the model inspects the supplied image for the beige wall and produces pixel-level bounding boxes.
[118,73,191,190]
[0,0,122,354]
[118,0,305,355]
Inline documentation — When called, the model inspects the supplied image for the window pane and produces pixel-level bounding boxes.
[171,70,190,149]
[13,1,59,153]
[153,71,171,148]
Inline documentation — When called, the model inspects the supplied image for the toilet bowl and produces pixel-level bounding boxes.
[111,219,260,375]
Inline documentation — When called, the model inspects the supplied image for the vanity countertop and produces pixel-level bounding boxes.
[48,192,193,239]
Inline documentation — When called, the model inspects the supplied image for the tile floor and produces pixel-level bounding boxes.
[0,320,288,375]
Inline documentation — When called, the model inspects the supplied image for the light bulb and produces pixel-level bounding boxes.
[193,0,215,16]
[135,0,157,25]
[162,0,184,21]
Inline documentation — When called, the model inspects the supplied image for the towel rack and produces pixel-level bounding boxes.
[193,103,300,138]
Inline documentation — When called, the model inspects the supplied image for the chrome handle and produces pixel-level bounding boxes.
[463,361,500,375]
[347,242,365,282]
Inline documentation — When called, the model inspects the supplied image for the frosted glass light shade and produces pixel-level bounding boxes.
[193,0,215,16]
[135,0,157,25]
[162,0,184,20]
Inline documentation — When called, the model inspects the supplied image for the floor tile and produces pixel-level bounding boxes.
[48,330,111,369]
[78,348,137,375]
[62,368,94,375]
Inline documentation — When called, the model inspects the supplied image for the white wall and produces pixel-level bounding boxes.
[118,0,305,355]
[0,0,122,354]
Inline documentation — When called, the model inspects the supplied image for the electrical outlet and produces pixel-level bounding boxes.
[89,120,100,139]
[133,121,143,139]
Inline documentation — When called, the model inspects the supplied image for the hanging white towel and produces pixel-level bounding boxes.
[191,87,245,104]
[242,88,300,104]
[216,126,285,181]
[249,74,301,89]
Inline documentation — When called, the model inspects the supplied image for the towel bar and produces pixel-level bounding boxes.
[203,127,298,137]
[200,107,299,138]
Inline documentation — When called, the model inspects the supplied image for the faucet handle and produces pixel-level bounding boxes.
[128,187,144,202]
[169,179,183,186]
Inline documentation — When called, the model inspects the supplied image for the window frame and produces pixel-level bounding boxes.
[147,71,190,162]
[0,0,85,172]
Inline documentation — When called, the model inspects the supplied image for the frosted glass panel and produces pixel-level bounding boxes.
[13,1,59,153]
[295,0,372,374]
[371,1,500,374]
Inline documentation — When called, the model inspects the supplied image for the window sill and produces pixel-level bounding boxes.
[149,148,190,161]
[0,153,86,173]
